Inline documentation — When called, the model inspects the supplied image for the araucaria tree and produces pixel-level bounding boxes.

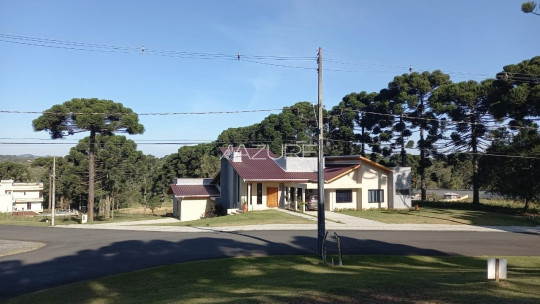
[431,80,494,205]
[479,128,540,211]
[32,98,144,221]
[387,71,451,200]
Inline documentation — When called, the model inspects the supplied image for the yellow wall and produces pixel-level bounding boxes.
[179,198,212,221]
[359,166,388,209]
[324,165,389,210]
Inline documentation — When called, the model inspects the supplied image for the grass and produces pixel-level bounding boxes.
[338,199,540,226]
[0,212,169,227]
[340,208,540,226]
[0,202,174,226]
[417,199,539,215]
[153,210,314,227]
[8,255,540,304]
[0,214,79,227]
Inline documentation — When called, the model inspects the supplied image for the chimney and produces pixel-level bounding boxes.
[232,151,242,162]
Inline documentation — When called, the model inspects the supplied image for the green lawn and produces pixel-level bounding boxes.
[153,210,314,227]
[339,207,540,226]
[8,255,540,304]
[0,215,78,227]
[0,212,167,227]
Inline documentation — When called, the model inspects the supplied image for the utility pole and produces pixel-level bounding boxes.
[317,47,326,256]
[51,156,56,227]
[48,174,52,210]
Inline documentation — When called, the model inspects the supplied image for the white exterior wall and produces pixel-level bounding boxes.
[13,202,43,212]
[179,198,212,221]
[0,196,12,213]
[0,180,44,213]
[359,166,389,209]
[274,157,317,172]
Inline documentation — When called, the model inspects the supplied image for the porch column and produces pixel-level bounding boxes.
[292,187,297,211]
[248,183,252,211]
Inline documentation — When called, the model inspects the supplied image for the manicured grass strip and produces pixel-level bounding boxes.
[8,255,540,304]
[416,199,539,215]
[340,208,540,226]
[152,210,315,227]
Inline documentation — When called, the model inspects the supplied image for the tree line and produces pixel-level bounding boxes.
[1,56,538,217]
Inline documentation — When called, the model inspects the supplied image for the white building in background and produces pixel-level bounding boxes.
[0,179,44,213]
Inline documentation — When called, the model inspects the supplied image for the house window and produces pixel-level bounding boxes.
[368,190,384,203]
[336,190,352,203]
[257,183,262,205]
[27,202,31,210]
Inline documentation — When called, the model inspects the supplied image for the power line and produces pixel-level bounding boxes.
[0,108,285,116]
[0,33,314,61]
[4,32,536,80]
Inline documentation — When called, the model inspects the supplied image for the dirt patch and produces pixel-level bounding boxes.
[0,240,45,257]
[117,206,173,216]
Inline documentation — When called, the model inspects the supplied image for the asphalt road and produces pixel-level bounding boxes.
[1,225,539,300]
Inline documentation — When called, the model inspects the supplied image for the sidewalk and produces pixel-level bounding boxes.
[56,209,540,234]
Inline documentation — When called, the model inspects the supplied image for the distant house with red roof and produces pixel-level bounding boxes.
[169,146,412,221]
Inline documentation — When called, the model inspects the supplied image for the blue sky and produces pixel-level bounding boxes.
[0,0,538,157]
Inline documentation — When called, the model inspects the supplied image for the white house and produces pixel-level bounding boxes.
[0,179,44,213]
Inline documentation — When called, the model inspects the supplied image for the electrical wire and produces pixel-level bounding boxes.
[4,32,537,80]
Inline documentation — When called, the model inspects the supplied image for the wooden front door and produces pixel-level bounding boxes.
[267,187,278,207]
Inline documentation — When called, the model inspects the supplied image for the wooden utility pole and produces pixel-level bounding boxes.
[51,156,56,227]
[48,174,52,210]
[317,47,326,256]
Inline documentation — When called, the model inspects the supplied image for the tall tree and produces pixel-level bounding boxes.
[430,80,494,204]
[379,86,415,167]
[32,156,77,210]
[387,71,451,200]
[479,129,540,211]
[33,98,144,221]
[68,135,147,219]
[327,92,392,157]
[0,162,31,181]
[491,56,540,123]
[328,92,374,156]
[217,101,320,155]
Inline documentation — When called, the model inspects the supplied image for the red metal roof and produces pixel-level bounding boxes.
[220,147,361,182]
[168,184,220,197]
